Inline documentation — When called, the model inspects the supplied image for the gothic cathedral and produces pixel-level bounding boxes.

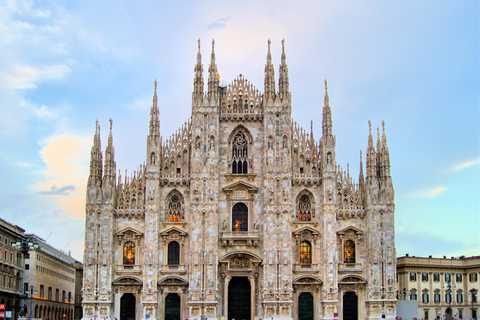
[82,40,397,320]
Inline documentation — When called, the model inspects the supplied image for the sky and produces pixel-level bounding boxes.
[0,0,478,262]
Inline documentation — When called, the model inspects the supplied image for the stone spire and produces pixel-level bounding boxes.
[264,39,275,102]
[103,118,116,178]
[193,38,204,104]
[102,119,116,202]
[381,120,391,177]
[366,120,376,180]
[322,79,333,138]
[359,149,365,202]
[278,39,289,102]
[376,126,382,178]
[207,39,218,102]
[147,80,161,167]
[88,120,103,188]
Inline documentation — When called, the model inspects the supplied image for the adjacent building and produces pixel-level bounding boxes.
[0,219,25,320]
[397,255,480,320]
[82,39,397,320]
[23,235,82,320]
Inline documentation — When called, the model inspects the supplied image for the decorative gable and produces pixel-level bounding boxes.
[116,227,143,245]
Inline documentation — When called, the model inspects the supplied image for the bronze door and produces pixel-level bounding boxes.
[342,292,358,320]
[228,277,251,320]
[298,292,314,320]
[120,293,136,320]
[165,293,180,320]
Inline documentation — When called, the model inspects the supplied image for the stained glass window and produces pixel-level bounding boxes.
[123,241,135,265]
[168,195,182,222]
[232,133,248,174]
[168,241,180,265]
[300,241,312,265]
[344,240,355,264]
[232,203,248,231]
[298,195,312,221]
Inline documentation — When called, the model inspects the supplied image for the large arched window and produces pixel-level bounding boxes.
[300,241,312,265]
[232,133,248,174]
[232,203,248,231]
[167,194,183,222]
[344,240,355,264]
[123,241,135,265]
[168,241,180,265]
[298,195,312,221]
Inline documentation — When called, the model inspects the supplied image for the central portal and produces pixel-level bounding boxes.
[342,291,358,320]
[228,277,251,320]
[298,292,314,320]
[120,293,136,320]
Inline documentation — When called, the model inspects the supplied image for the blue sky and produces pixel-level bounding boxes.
[0,0,478,261]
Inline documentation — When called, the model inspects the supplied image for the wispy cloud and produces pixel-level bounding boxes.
[38,185,75,196]
[206,17,230,30]
[452,158,480,172]
[413,187,447,198]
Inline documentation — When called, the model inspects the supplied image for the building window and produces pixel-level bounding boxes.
[48,287,52,300]
[457,292,463,303]
[167,194,183,222]
[299,241,312,265]
[445,273,451,282]
[232,133,248,174]
[25,264,29,270]
[410,272,417,281]
[434,273,440,282]
[232,203,248,231]
[62,290,65,303]
[56,288,59,301]
[123,241,135,265]
[422,293,429,303]
[470,273,478,282]
[422,273,428,282]
[344,240,355,264]
[445,293,452,304]
[410,291,418,300]
[424,310,429,320]
[40,285,44,298]
[434,293,441,303]
[456,273,462,282]
[167,241,180,265]
[297,195,312,221]
[458,309,463,319]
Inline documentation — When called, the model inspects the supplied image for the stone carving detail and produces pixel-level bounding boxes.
[230,257,249,269]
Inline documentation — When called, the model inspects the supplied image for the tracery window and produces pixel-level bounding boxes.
[298,195,312,221]
[167,194,182,222]
[232,203,248,231]
[344,240,355,263]
[168,241,180,265]
[123,241,135,265]
[232,133,248,174]
[300,241,312,265]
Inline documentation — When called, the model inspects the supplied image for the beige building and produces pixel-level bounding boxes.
[397,255,480,320]
[23,235,82,320]
[82,40,397,320]
[0,219,25,320]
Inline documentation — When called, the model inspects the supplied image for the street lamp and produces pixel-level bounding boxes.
[443,279,454,320]
[28,286,37,319]
[12,237,39,318]
[469,289,477,320]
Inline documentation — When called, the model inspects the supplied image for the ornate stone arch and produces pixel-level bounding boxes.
[295,189,316,221]
[228,126,254,174]
[165,190,185,222]
[337,226,363,265]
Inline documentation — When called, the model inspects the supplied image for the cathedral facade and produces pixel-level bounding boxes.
[82,40,397,320]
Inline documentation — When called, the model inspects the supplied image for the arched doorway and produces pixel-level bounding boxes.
[445,307,452,320]
[165,293,180,320]
[298,292,314,320]
[228,277,251,320]
[343,291,358,320]
[120,293,136,320]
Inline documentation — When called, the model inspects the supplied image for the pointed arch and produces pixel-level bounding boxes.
[296,189,315,221]
[165,190,185,222]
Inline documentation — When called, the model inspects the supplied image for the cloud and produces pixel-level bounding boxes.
[206,17,230,30]
[413,187,447,198]
[7,64,70,89]
[38,184,76,196]
[452,158,480,172]
[32,133,91,219]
